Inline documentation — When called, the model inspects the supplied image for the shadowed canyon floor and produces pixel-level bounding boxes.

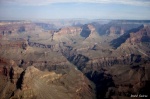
[0,20,150,99]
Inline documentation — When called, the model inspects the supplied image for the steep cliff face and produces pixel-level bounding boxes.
[66,53,150,98]
[83,25,102,43]
[110,25,150,48]
[105,62,150,99]
[126,26,150,44]
[53,26,82,42]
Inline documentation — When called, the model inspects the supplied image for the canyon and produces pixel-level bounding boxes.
[0,20,150,99]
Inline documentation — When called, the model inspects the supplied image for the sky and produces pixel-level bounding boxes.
[0,0,150,20]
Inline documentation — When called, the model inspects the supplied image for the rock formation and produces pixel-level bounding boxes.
[0,20,150,99]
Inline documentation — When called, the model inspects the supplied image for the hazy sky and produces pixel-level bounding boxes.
[0,0,150,20]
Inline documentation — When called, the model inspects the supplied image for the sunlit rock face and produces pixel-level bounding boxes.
[126,26,150,44]
[0,63,96,99]
[1,54,96,98]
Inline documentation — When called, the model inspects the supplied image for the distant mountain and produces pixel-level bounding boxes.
[92,21,142,36]
[35,23,57,30]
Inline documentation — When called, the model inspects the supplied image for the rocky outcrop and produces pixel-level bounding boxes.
[126,26,150,44]
[84,60,150,98]
[58,27,82,35]
[110,25,145,48]
[45,26,82,43]
[10,66,24,84]
[0,60,96,99]
[106,62,150,98]
[10,66,96,99]
[68,54,89,70]
[28,41,53,49]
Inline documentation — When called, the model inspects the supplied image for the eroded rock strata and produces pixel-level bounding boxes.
[0,20,150,99]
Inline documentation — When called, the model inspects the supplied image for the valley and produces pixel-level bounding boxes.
[0,20,150,99]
